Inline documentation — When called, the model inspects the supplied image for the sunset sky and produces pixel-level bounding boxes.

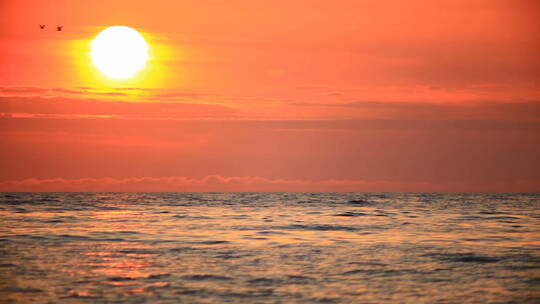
[0,0,539,192]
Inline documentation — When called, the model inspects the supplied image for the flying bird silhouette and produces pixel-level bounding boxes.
[56,26,63,31]
[39,24,46,29]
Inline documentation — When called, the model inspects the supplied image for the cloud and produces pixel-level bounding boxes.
[0,86,134,98]
[153,92,210,98]
[0,86,50,95]
[112,87,153,91]
[292,100,540,121]
[51,88,127,96]
[3,85,539,122]
[0,96,239,120]
[0,86,202,99]
[3,92,540,122]
[1,175,538,192]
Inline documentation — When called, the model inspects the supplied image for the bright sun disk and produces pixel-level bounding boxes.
[91,26,148,79]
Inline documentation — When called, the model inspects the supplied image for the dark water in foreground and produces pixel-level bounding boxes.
[0,193,539,303]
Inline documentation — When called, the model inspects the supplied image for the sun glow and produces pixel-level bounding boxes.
[91,26,149,79]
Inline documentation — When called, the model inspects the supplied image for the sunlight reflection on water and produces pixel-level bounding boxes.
[0,192,539,303]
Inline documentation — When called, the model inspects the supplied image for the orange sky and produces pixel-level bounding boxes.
[0,0,539,192]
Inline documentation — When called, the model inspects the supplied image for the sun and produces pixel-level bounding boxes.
[91,26,149,79]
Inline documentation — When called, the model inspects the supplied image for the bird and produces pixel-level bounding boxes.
[39,24,46,29]
[56,26,63,31]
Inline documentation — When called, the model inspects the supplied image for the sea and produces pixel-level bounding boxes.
[0,192,539,303]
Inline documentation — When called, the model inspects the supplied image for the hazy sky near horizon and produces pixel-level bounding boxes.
[0,0,539,191]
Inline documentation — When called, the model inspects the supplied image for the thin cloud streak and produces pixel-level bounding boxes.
[1,175,538,192]
[0,96,239,120]
[2,94,540,121]
[292,100,540,121]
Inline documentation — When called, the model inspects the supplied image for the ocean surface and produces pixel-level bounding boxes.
[0,193,539,303]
